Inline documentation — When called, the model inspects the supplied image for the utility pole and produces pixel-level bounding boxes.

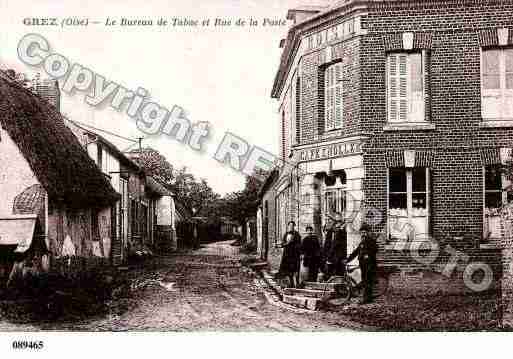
[138,137,143,154]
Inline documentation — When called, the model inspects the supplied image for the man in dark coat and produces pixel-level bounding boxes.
[300,226,321,282]
[321,218,334,278]
[277,221,301,288]
[347,223,378,304]
[325,214,347,280]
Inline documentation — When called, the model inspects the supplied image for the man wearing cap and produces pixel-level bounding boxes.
[347,223,378,304]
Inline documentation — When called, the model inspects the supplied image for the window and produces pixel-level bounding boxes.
[281,110,286,161]
[323,173,347,223]
[388,167,430,241]
[295,76,301,143]
[316,32,323,46]
[387,52,425,123]
[484,165,512,240]
[325,62,343,131]
[324,189,346,217]
[331,26,338,41]
[307,36,314,50]
[347,18,355,34]
[481,48,513,120]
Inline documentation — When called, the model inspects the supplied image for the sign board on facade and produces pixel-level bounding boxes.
[298,141,362,162]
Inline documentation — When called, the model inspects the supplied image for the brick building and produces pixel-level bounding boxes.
[263,0,513,293]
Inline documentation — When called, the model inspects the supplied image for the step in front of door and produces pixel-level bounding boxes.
[303,281,340,291]
[282,294,322,311]
[283,287,333,299]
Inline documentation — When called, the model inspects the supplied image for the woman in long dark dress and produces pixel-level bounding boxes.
[277,221,301,288]
[301,225,321,282]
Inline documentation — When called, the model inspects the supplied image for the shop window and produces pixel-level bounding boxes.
[387,52,426,123]
[481,48,513,121]
[388,167,430,241]
[484,165,512,240]
[325,62,343,131]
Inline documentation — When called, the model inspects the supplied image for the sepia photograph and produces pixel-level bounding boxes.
[0,0,512,356]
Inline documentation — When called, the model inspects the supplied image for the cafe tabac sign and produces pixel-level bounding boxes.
[297,140,362,162]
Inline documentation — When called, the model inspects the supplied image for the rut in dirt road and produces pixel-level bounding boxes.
[0,241,360,331]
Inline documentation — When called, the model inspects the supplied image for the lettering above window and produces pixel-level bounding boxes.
[387,52,426,124]
[305,17,357,51]
[481,48,513,121]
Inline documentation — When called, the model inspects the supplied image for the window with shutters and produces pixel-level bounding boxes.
[281,110,286,161]
[387,52,425,123]
[324,62,343,131]
[388,167,430,241]
[481,48,513,121]
[295,76,301,143]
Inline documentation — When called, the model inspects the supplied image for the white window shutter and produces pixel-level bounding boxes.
[482,49,502,120]
[399,54,408,122]
[409,53,425,122]
[504,49,513,119]
[335,64,343,128]
[388,54,399,123]
[325,64,343,131]
[325,67,334,130]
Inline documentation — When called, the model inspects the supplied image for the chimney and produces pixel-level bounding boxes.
[31,75,61,111]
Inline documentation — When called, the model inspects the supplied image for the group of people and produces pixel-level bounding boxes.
[276,214,377,304]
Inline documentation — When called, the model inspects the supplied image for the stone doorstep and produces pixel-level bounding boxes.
[282,294,322,311]
[283,287,333,298]
[260,270,284,297]
[248,262,268,270]
[303,281,340,291]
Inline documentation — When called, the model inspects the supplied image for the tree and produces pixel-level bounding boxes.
[130,147,174,185]
[173,167,220,218]
[129,148,220,220]
[221,169,268,226]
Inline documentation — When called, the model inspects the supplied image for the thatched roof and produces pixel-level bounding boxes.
[0,76,119,208]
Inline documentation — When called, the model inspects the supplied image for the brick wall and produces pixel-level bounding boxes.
[267,0,513,293]
[298,36,362,145]
[359,1,513,280]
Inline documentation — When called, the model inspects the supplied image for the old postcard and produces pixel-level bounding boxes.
[0,0,511,357]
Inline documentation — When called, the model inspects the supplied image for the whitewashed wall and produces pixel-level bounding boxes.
[0,128,41,217]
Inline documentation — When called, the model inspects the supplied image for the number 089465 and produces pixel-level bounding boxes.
[12,341,44,350]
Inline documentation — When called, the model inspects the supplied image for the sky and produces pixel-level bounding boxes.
[0,0,331,195]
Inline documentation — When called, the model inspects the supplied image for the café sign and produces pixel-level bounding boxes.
[298,141,361,162]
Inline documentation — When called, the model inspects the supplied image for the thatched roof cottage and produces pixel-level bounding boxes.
[0,73,119,286]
